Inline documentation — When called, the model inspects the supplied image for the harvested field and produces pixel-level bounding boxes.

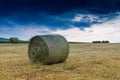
[0,43,120,80]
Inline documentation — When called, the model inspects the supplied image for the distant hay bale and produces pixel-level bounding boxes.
[28,35,69,65]
[9,37,19,43]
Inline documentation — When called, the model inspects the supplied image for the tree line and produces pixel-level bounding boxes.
[92,40,110,43]
[0,37,29,43]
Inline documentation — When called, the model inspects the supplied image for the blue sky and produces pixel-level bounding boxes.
[0,0,120,43]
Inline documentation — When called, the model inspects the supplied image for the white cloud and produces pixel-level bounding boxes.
[72,14,84,22]
[1,13,120,43]
[0,25,52,40]
[53,14,120,43]
[72,14,100,22]
[18,26,52,40]
[71,13,119,23]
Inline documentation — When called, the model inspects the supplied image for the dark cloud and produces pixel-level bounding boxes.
[0,0,120,28]
[0,0,120,16]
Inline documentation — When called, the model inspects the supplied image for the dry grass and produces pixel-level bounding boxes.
[0,43,120,80]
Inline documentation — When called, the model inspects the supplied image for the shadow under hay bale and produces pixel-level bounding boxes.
[28,35,69,65]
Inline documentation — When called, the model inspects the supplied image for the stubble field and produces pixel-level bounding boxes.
[0,43,120,80]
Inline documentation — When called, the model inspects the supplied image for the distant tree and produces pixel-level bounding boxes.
[102,40,105,43]
[92,41,100,43]
[92,41,95,43]
[92,41,97,43]
[93,40,110,43]
[97,41,101,43]
[105,40,109,43]
[102,40,110,43]
[9,37,19,43]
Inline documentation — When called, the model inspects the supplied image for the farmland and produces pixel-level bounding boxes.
[0,43,120,80]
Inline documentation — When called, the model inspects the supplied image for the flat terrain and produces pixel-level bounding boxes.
[0,43,120,80]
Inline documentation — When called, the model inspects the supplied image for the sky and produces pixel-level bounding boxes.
[0,0,120,43]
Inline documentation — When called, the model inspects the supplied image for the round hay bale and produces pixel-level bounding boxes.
[9,37,19,43]
[28,35,69,65]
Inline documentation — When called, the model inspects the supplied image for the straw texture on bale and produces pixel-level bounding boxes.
[28,35,69,65]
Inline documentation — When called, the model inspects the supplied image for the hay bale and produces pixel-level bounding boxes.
[9,37,19,43]
[28,35,69,65]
